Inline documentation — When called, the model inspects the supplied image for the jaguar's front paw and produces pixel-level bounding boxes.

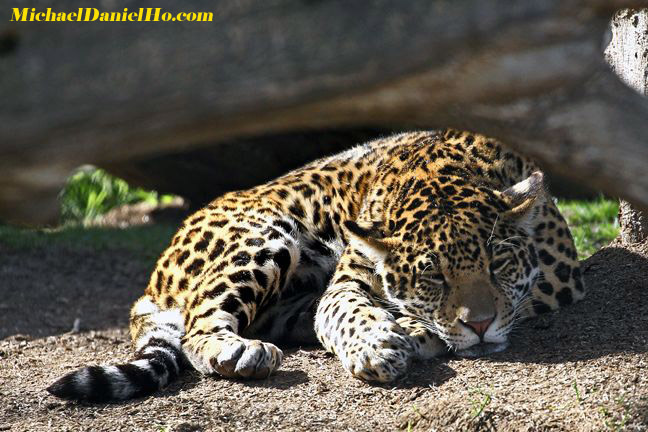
[338,321,415,383]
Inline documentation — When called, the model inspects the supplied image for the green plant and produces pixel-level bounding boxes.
[59,166,174,225]
[469,388,492,419]
[572,380,584,405]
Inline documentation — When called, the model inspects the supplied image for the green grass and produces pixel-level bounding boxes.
[556,197,619,259]
[59,166,176,225]
[0,224,176,265]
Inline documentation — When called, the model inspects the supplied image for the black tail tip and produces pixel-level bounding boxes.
[45,376,74,399]
[46,374,79,400]
[47,366,126,403]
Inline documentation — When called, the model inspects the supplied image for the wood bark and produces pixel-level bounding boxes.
[1,0,648,224]
[605,9,648,244]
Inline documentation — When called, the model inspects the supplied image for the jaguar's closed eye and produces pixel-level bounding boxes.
[423,273,445,285]
[490,258,509,274]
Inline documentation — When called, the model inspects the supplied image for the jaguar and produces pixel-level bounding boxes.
[47,130,584,402]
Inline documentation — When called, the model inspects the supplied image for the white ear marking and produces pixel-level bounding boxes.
[499,171,546,232]
[502,171,544,205]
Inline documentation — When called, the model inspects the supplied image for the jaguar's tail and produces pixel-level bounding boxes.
[46,297,186,402]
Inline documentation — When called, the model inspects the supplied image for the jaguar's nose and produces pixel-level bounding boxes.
[461,316,494,338]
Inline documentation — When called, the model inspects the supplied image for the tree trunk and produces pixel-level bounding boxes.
[605,9,648,244]
[618,200,648,243]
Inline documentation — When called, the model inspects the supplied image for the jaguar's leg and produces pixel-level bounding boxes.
[314,248,416,383]
[181,229,300,379]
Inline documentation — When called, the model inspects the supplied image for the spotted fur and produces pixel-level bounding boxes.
[47,130,584,401]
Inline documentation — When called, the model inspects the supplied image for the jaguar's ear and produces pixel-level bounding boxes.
[344,220,398,262]
[498,171,546,226]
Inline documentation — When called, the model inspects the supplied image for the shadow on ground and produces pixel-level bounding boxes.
[0,245,149,339]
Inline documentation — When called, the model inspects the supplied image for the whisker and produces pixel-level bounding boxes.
[495,235,523,245]
[494,241,517,248]
[487,215,499,248]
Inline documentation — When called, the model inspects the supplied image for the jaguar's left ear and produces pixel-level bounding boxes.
[344,220,398,263]
[498,171,546,225]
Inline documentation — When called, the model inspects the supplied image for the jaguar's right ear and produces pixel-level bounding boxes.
[344,220,397,263]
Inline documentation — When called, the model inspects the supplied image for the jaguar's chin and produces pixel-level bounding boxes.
[454,341,509,358]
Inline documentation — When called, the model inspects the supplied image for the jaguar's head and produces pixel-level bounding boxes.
[345,172,545,356]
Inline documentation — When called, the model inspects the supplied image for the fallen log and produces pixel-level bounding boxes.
[1,0,647,224]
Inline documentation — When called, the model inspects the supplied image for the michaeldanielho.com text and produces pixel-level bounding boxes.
[11,8,214,22]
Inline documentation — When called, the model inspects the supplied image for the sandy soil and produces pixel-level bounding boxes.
[1,238,647,431]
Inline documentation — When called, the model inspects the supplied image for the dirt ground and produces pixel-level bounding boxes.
[1,236,647,431]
